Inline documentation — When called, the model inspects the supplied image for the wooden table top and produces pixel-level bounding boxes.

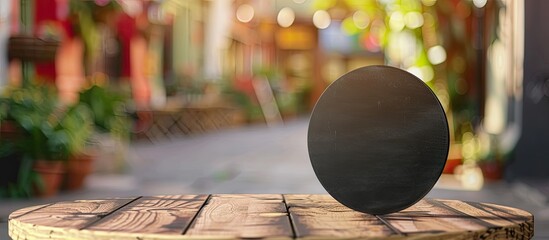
[8,194,534,239]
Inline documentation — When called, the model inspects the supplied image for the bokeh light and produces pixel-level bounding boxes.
[456,164,484,190]
[387,31,416,64]
[277,7,295,28]
[406,65,433,82]
[427,45,447,65]
[421,0,437,7]
[341,17,359,35]
[363,34,381,52]
[389,12,405,32]
[352,11,370,29]
[473,0,488,8]
[236,4,254,23]
[407,66,423,80]
[313,10,331,29]
[421,66,434,82]
[405,12,424,29]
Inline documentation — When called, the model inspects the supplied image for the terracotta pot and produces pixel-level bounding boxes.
[479,161,504,181]
[64,153,95,191]
[33,160,65,197]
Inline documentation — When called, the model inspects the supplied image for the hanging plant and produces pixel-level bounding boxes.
[68,0,122,67]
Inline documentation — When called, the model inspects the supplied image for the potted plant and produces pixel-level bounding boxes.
[29,104,94,196]
[0,81,63,197]
[0,98,25,197]
[77,84,129,173]
[0,81,94,197]
[78,84,129,137]
[68,0,122,70]
[60,103,94,191]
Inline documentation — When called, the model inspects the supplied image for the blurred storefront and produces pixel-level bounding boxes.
[1,0,204,105]
[221,0,541,186]
[0,0,547,188]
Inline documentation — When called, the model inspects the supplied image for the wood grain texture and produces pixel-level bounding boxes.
[8,204,51,219]
[379,199,534,239]
[8,195,534,240]
[9,198,137,240]
[185,194,293,239]
[437,199,517,227]
[472,202,532,223]
[12,198,136,229]
[86,195,208,234]
[285,194,393,238]
[380,199,490,234]
[437,199,534,239]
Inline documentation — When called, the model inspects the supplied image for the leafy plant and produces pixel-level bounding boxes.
[0,81,94,197]
[1,82,61,161]
[61,103,94,156]
[78,84,129,139]
[68,0,121,65]
[2,81,94,161]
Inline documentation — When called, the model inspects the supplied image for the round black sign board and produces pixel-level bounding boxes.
[308,65,449,215]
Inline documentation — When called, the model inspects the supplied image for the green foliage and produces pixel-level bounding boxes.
[62,103,94,156]
[0,81,94,198]
[0,81,93,161]
[1,82,60,160]
[218,80,261,121]
[223,87,263,121]
[68,0,121,63]
[78,84,129,139]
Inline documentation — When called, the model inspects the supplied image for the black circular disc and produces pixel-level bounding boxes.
[308,65,449,215]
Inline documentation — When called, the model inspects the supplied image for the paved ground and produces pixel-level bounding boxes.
[1,118,548,239]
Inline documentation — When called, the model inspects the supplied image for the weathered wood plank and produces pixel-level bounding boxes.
[285,194,393,238]
[185,194,293,239]
[8,204,51,219]
[437,199,534,239]
[10,219,192,240]
[13,198,136,229]
[379,199,490,235]
[8,195,535,240]
[437,199,516,227]
[473,202,533,223]
[86,195,208,234]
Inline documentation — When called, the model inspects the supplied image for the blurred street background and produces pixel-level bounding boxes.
[1,0,549,239]
[2,118,549,239]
